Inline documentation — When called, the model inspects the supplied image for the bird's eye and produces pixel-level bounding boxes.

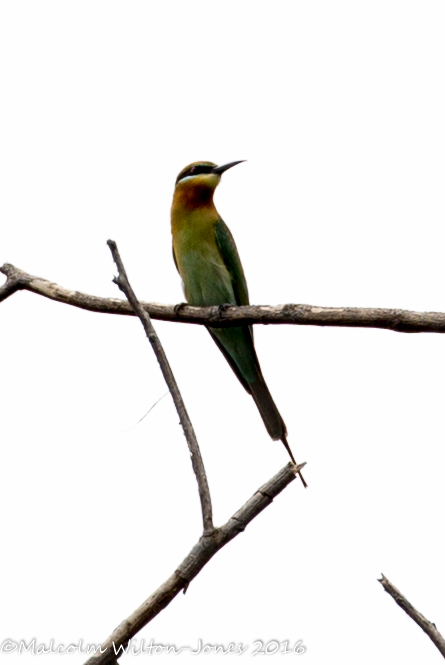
[190,167,196,175]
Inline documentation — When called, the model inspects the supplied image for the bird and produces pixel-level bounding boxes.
[171,160,306,486]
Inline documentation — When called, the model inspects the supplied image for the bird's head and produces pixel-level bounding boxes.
[173,160,245,207]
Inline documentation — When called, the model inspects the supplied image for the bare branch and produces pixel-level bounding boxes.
[3,263,445,333]
[84,462,303,665]
[378,574,445,658]
[107,240,213,535]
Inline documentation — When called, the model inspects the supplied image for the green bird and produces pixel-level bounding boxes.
[171,160,306,485]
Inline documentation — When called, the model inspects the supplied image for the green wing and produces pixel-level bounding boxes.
[212,217,257,393]
[214,218,250,306]
[172,244,179,273]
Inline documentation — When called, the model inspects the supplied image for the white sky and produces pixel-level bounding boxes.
[1,2,445,664]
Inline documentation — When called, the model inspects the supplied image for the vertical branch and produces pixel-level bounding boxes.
[107,240,213,535]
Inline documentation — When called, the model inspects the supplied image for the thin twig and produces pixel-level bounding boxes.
[378,574,445,658]
[84,462,303,665]
[107,240,213,535]
[122,391,169,431]
[3,262,445,333]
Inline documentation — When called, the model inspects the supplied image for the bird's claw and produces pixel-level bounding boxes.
[217,303,232,316]
[174,302,188,316]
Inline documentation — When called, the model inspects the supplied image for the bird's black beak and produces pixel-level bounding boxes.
[211,160,246,175]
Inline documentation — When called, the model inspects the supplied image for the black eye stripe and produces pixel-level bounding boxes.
[176,165,213,184]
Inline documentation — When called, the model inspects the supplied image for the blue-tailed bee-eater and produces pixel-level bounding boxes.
[171,161,306,486]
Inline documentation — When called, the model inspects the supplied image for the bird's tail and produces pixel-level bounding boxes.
[249,377,307,488]
[249,375,286,440]
[281,434,308,488]
[207,326,307,487]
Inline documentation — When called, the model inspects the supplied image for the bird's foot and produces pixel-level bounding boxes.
[174,302,188,316]
[217,303,232,316]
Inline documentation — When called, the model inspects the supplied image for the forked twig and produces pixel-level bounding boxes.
[79,242,306,664]
[84,462,303,665]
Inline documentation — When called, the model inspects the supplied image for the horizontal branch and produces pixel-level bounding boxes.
[379,574,445,658]
[84,462,303,665]
[2,262,445,333]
